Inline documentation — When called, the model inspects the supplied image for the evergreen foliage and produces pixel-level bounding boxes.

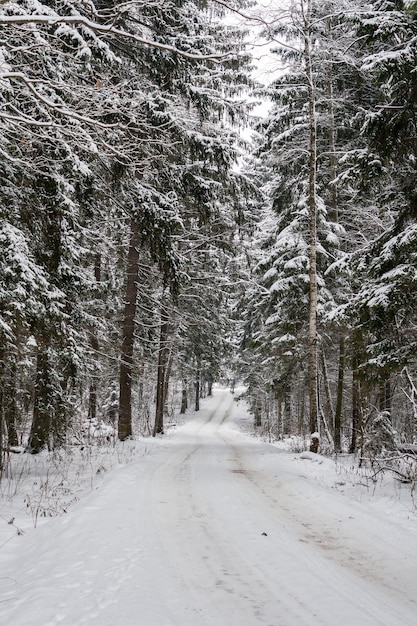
[0,0,254,454]
[3,0,417,467]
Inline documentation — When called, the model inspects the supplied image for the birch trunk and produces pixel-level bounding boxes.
[326,4,345,453]
[303,0,319,437]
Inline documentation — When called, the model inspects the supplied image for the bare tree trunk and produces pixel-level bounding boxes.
[163,342,176,416]
[88,336,99,423]
[326,3,338,223]
[379,377,392,413]
[402,367,417,440]
[297,381,306,435]
[88,384,97,421]
[28,348,51,453]
[350,364,361,454]
[334,336,345,453]
[88,253,101,422]
[0,347,4,475]
[283,389,292,435]
[254,392,262,428]
[320,349,334,425]
[303,0,319,438]
[195,367,200,412]
[324,2,345,453]
[3,359,19,447]
[118,221,141,441]
[153,301,170,436]
[180,384,188,414]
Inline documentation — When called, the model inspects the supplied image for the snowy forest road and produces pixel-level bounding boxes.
[1,389,417,626]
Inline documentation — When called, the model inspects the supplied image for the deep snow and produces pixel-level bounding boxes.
[1,388,417,625]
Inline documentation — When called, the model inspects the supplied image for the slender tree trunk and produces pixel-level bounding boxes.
[298,382,305,435]
[324,11,345,452]
[379,377,391,413]
[320,349,334,425]
[334,335,345,453]
[4,360,19,447]
[88,378,98,421]
[153,302,170,436]
[136,361,145,424]
[326,3,338,222]
[88,332,98,422]
[304,0,319,438]
[107,388,118,426]
[0,407,3,477]
[254,392,262,427]
[195,367,200,412]
[180,384,188,414]
[118,221,141,441]
[403,367,417,440]
[163,342,176,417]
[350,364,361,454]
[89,253,101,422]
[0,346,4,475]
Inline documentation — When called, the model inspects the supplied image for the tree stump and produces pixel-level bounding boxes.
[310,433,320,453]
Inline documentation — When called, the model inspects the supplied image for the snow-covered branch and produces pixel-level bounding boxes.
[1,72,121,129]
[0,14,234,61]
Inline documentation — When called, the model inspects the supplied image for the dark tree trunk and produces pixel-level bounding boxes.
[88,334,98,423]
[180,386,188,414]
[4,360,19,447]
[334,336,345,453]
[153,303,170,436]
[350,365,361,454]
[28,349,51,453]
[163,343,175,417]
[118,221,141,441]
[107,388,118,426]
[0,346,4,475]
[89,253,101,422]
[320,349,334,428]
[254,392,262,428]
[195,368,200,412]
[283,389,292,435]
[379,377,392,413]
[88,380,97,422]
[0,403,3,476]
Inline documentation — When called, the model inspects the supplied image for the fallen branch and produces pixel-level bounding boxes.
[370,465,413,483]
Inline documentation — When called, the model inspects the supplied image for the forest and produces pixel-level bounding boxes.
[1,0,417,474]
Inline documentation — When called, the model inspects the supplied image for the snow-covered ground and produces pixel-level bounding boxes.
[1,387,417,625]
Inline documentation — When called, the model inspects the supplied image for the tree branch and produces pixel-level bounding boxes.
[0,14,235,61]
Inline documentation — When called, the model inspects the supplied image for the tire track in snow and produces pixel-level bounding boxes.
[150,431,313,625]
[219,429,417,614]
[148,390,417,626]
[2,390,415,625]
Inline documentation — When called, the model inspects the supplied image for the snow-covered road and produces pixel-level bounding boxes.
[1,389,417,625]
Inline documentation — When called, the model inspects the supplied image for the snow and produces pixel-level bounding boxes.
[1,388,417,625]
